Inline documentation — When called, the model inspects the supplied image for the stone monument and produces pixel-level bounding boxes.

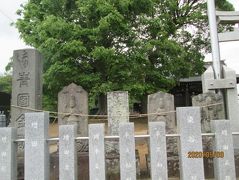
[10,49,43,179]
[105,91,140,179]
[105,91,129,179]
[192,92,225,133]
[10,49,43,137]
[57,83,89,179]
[147,91,176,130]
[192,91,225,178]
[147,91,179,177]
[58,83,88,137]
[107,91,129,136]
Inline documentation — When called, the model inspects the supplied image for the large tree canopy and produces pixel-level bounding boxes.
[15,0,233,109]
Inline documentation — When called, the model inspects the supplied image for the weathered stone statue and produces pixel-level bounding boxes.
[57,83,89,179]
[58,83,88,136]
[192,92,225,133]
[148,92,176,131]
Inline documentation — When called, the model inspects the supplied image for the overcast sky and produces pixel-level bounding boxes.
[0,0,239,75]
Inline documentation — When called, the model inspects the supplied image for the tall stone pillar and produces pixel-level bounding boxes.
[10,49,43,137]
[107,91,129,135]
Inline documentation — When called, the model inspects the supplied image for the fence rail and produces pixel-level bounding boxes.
[12,132,239,143]
[0,107,238,180]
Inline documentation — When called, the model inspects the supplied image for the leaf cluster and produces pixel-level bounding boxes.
[0,75,12,94]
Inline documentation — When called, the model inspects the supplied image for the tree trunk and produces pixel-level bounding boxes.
[96,94,107,115]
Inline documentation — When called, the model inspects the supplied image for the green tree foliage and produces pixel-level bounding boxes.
[15,0,233,109]
[0,75,12,94]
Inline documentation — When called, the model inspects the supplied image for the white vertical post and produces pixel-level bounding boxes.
[207,0,221,79]
[25,112,49,180]
[89,124,106,180]
[211,120,236,180]
[149,122,168,180]
[59,125,77,180]
[119,123,136,180]
[0,127,17,180]
[177,107,205,180]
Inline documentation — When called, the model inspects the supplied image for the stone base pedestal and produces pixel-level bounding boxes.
[146,154,179,178]
[204,157,214,178]
[17,156,24,180]
[235,150,239,177]
[49,151,89,180]
[105,152,141,180]
[105,140,140,180]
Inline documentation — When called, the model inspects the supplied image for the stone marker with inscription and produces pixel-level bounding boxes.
[89,124,106,180]
[148,91,176,130]
[58,83,88,137]
[105,91,140,179]
[211,120,236,180]
[119,123,136,180]
[59,125,77,180]
[192,92,225,178]
[25,112,49,180]
[107,91,129,135]
[147,91,179,177]
[106,91,129,179]
[176,107,205,180]
[0,127,17,180]
[10,49,43,137]
[192,92,225,133]
[57,83,89,179]
[149,122,168,180]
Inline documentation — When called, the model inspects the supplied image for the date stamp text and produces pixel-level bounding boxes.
[187,151,224,158]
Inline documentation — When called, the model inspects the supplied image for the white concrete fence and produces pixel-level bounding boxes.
[0,107,238,180]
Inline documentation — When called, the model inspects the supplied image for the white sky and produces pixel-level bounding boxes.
[0,0,239,75]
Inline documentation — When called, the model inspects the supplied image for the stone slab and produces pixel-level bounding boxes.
[147,92,178,176]
[24,112,49,180]
[211,120,236,180]
[148,92,176,130]
[0,127,17,180]
[11,49,43,137]
[149,122,168,180]
[59,125,77,180]
[176,107,205,180]
[192,92,225,178]
[192,92,225,133]
[119,123,136,180]
[58,83,88,136]
[89,124,105,180]
[107,91,129,135]
[49,152,89,180]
